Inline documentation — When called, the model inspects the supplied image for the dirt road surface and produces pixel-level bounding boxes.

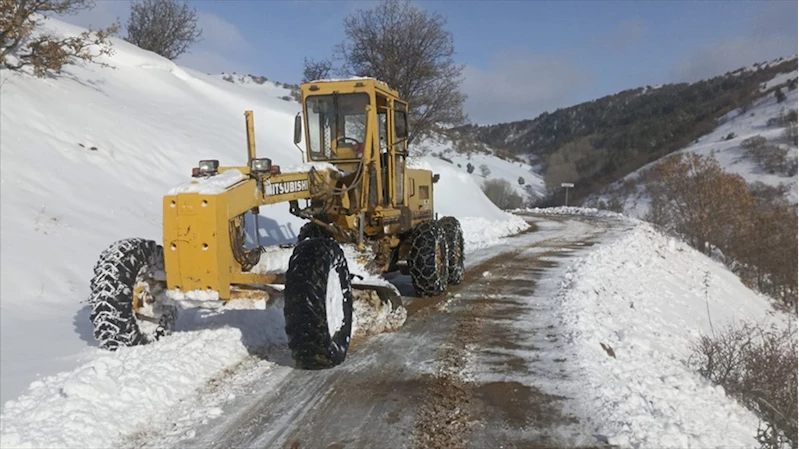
[131,214,631,449]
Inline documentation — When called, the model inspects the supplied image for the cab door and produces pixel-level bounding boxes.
[389,100,409,207]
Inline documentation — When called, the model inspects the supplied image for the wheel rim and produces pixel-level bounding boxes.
[132,266,171,337]
[325,266,345,338]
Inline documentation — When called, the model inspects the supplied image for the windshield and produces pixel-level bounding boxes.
[305,93,370,161]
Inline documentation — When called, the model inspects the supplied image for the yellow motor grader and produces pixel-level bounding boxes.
[87,78,465,368]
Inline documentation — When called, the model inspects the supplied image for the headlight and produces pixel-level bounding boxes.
[250,158,272,173]
[198,159,219,175]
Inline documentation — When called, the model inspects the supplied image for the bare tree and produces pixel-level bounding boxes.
[1,0,119,77]
[125,0,202,61]
[331,0,467,143]
[302,56,331,83]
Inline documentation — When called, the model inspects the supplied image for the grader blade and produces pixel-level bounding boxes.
[351,283,403,310]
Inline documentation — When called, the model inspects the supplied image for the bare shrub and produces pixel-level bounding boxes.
[646,153,755,255]
[125,0,202,61]
[741,135,767,151]
[301,56,331,83]
[688,320,797,449]
[482,178,523,210]
[479,163,490,178]
[330,0,467,143]
[1,0,119,77]
[743,143,789,175]
[646,153,797,310]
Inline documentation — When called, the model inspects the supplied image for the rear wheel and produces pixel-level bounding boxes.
[284,238,354,369]
[88,238,177,350]
[408,221,449,297]
[438,216,465,285]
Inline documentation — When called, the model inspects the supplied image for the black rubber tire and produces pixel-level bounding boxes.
[88,238,176,350]
[438,216,465,285]
[297,221,332,241]
[284,238,354,369]
[408,221,450,297]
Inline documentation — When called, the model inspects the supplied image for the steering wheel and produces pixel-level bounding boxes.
[336,136,363,155]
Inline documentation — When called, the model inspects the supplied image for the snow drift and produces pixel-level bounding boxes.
[0,14,527,441]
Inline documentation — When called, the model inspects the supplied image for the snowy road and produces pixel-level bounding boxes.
[125,214,630,449]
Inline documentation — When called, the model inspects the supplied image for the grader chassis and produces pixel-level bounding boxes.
[88,78,465,368]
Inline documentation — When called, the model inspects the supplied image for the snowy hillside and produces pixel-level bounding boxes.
[518,207,794,448]
[415,133,546,203]
[586,67,799,218]
[0,16,526,408]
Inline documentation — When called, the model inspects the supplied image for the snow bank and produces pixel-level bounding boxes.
[555,222,792,447]
[513,206,631,221]
[0,299,286,449]
[409,157,530,251]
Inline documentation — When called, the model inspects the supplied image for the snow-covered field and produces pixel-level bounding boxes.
[0,14,526,426]
[586,68,798,218]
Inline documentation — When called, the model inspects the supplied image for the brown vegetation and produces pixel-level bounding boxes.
[688,320,797,449]
[1,0,118,77]
[124,0,202,61]
[645,153,797,310]
[481,178,523,210]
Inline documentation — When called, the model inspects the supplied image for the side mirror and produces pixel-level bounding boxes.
[432,173,440,183]
[293,113,302,145]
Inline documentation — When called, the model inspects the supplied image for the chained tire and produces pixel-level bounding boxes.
[297,221,332,241]
[88,238,176,351]
[284,238,354,369]
[438,216,465,285]
[408,220,450,297]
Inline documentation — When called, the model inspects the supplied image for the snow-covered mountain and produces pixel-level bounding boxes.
[584,68,799,218]
[0,17,527,407]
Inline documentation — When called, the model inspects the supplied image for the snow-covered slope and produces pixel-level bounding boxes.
[216,72,300,103]
[586,68,799,218]
[520,207,794,448]
[416,133,546,204]
[0,16,526,410]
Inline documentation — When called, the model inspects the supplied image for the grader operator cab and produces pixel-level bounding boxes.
[87,78,465,369]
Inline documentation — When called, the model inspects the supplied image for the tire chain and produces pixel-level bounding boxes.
[284,238,354,369]
[88,238,175,350]
[297,221,332,242]
[408,220,450,297]
[438,216,465,285]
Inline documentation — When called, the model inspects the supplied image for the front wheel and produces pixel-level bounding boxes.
[88,238,177,350]
[284,238,354,369]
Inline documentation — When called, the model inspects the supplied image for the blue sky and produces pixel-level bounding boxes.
[66,0,797,124]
